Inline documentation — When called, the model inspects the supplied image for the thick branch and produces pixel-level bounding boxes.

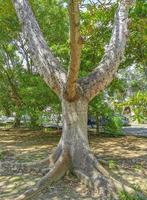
[79,0,135,101]
[11,0,66,96]
[65,0,82,100]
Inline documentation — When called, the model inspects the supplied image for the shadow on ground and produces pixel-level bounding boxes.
[0,128,147,199]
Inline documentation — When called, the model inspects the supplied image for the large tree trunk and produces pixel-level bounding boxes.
[60,100,134,199]
[49,98,90,172]
[61,99,90,169]
[13,99,142,200]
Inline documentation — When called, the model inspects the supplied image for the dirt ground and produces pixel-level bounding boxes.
[0,128,147,200]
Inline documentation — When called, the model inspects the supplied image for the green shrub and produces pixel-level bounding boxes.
[104,115,124,137]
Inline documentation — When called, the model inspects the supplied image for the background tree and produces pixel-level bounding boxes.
[0,41,59,128]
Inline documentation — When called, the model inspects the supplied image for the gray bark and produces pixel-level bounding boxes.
[11,0,134,101]
[78,0,135,101]
[61,98,88,148]
[13,114,21,128]
[12,0,67,97]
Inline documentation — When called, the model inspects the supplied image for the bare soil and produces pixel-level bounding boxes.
[0,128,147,200]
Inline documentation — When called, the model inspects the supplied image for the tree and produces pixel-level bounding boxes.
[0,41,58,128]
[6,0,144,199]
[0,44,23,126]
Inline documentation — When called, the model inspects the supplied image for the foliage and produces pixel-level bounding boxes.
[0,0,146,130]
[30,0,69,68]
[104,115,123,136]
[108,160,117,169]
[118,191,145,200]
[89,94,123,136]
[80,2,116,76]
[124,0,147,68]
[0,42,59,128]
[0,0,20,44]
[118,91,147,123]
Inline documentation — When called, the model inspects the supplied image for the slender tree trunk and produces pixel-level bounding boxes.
[96,114,100,135]
[30,115,39,130]
[13,113,21,128]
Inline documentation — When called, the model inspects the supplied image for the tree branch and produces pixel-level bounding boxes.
[79,0,135,101]
[65,0,83,100]
[11,0,67,97]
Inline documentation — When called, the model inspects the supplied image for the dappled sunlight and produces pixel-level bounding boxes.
[16,145,49,152]
[0,140,16,143]
[0,129,147,199]
[0,129,59,163]
[113,168,147,194]
[0,175,40,200]
[90,136,147,160]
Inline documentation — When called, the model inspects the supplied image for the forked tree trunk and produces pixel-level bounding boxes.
[9,0,145,199]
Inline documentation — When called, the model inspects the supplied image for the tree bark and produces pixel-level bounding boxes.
[96,114,100,135]
[79,0,135,101]
[11,0,67,97]
[61,98,89,160]
[65,0,83,100]
[13,113,21,128]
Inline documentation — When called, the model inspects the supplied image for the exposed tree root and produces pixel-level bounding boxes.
[15,149,70,200]
[2,145,145,200]
[75,168,118,200]
[50,139,63,164]
[74,153,146,200]
[25,137,63,171]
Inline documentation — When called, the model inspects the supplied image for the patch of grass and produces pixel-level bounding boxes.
[118,191,146,200]
[64,186,70,193]
[108,160,117,169]
[10,176,24,182]
[0,152,4,160]
[133,164,143,172]
[132,183,142,193]
[0,150,7,160]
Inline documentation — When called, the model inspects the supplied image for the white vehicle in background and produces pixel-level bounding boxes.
[41,113,62,129]
[5,117,15,123]
[20,115,31,124]
[0,116,15,125]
